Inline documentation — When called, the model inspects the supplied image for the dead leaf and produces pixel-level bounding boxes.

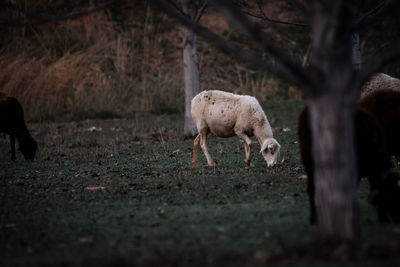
[84,186,106,191]
[79,236,94,243]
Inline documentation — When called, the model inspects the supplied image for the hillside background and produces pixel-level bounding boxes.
[1,0,399,122]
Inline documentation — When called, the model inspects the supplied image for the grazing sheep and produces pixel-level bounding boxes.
[359,89,400,158]
[361,73,400,97]
[191,90,280,167]
[298,106,400,224]
[0,92,38,161]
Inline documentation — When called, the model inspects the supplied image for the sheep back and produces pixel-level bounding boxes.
[0,94,24,134]
[191,90,270,138]
[361,73,400,97]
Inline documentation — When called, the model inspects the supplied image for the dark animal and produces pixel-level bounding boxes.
[0,93,37,161]
[359,89,400,158]
[369,169,400,223]
[298,106,400,224]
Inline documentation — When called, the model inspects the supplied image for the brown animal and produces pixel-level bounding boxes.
[361,73,400,97]
[369,169,400,223]
[359,89,400,158]
[0,93,37,161]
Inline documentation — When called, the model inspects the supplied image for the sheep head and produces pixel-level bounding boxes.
[20,136,38,161]
[260,138,280,167]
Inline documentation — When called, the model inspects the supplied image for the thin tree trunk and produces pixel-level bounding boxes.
[352,4,361,71]
[182,0,200,137]
[352,31,361,71]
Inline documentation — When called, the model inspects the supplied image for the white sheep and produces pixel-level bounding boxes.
[191,90,280,167]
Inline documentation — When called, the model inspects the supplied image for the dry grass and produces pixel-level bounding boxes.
[0,1,300,122]
[0,4,184,121]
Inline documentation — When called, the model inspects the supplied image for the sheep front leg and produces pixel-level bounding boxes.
[236,132,252,166]
[199,129,214,166]
[10,134,16,161]
[192,135,200,167]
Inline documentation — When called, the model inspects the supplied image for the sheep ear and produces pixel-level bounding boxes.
[260,142,268,153]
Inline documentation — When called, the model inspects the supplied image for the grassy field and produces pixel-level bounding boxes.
[1,99,400,267]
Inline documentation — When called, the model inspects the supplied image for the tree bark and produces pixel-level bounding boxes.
[309,0,360,241]
[182,0,200,137]
[308,98,360,241]
[352,31,361,71]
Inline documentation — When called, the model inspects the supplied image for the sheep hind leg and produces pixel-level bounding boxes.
[192,135,200,167]
[199,130,214,166]
[237,132,252,166]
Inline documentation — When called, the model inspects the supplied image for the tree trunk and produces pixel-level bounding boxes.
[309,1,360,242]
[352,31,361,71]
[308,97,360,241]
[182,0,200,137]
[352,4,361,71]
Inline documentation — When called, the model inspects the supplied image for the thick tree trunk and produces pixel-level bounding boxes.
[308,97,360,241]
[309,1,360,242]
[182,0,200,137]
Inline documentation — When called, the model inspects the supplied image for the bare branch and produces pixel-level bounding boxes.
[150,0,316,93]
[356,0,393,36]
[3,0,81,14]
[195,0,209,23]
[242,9,309,27]
[0,1,113,27]
[241,0,309,27]
[169,0,208,23]
[209,0,313,88]
[166,0,186,17]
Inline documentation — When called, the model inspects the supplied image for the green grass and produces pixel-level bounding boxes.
[1,100,400,266]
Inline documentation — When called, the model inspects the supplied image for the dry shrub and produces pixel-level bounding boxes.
[1,45,123,120]
[0,1,301,121]
[0,4,183,121]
